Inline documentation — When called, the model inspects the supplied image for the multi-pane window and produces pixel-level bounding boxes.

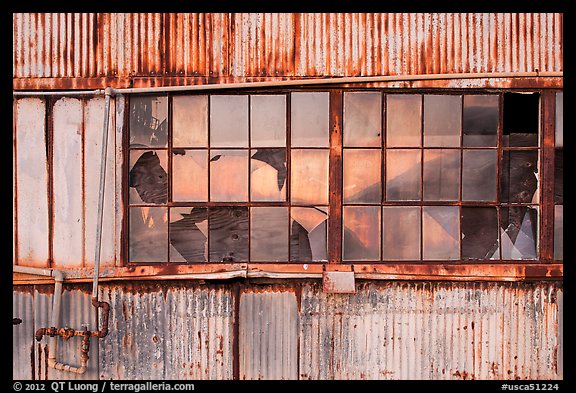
[554,92,563,260]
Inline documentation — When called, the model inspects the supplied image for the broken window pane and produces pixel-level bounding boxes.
[386,94,422,147]
[210,95,248,147]
[250,149,287,201]
[461,207,499,260]
[129,150,168,204]
[503,93,539,147]
[386,149,421,201]
[291,149,329,205]
[343,149,381,204]
[554,205,563,260]
[423,206,460,260]
[291,92,329,147]
[129,96,168,148]
[343,92,382,147]
[210,150,249,202]
[172,150,208,201]
[209,206,249,262]
[290,207,328,262]
[555,148,563,204]
[423,95,462,147]
[251,95,287,147]
[556,92,563,147]
[129,207,168,262]
[343,206,381,261]
[500,150,539,203]
[173,95,208,147]
[169,207,208,262]
[382,207,421,260]
[251,207,289,262]
[501,206,538,260]
[463,95,499,147]
[462,150,497,201]
[423,149,460,201]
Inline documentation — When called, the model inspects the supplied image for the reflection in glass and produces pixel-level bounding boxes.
[382,207,421,260]
[129,150,168,204]
[290,207,328,262]
[209,206,249,262]
[343,92,381,147]
[462,150,497,201]
[343,206,380,261]
[423,149,460,201]
[172,150,208,201]
[386,149,421,201]
[461,207,499,260]
[169,207,208,262]
[291,149,329,205]
[251,95,286,147]
[210,95,248,147]
[343,149,381,204]
[555,148,563,204]
[423,95,462,147]
[463,95,499,147]
[250,149,287,201]
[129,207,167,262]
[251,207,289,262]
[423,206,460,260]
[386,94,422,147]
[291,92,329,147]
[501,206,538,260]
[556,92,563,147]
[129,96,168,148]
[173,95,208,147]
[554,205,563,260]
[500,150,539,203]
[210,150,248,202]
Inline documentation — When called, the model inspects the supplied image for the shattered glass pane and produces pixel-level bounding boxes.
[343,92,382,147]
[343,149,381,204]
[554,205,563,260]
[423,149,461,201]
[209,206,249,262]
[386,94,422,147]
[210,95,248,147]
[423,206,460,260]
[382,207,421,260]
[291,92,329,147]
[172,150,208,201]
[129,96,168,148]
[462,150,497,201]
[250,149,287,201]
[291,149,329,205]
[461,207,499,260]
[555,148,563,204]
[556,92,563,147]
[290,207,328,262]
[129,150,168,204]
[386,149,421,201]
[129,207,168,262]
[423,95,462,147]
[503,92,539,147]
[210,150,249,202]
[169,207,208,262]
[173,95,208,147]
[250,95,286,147]
[500,150,539,203]
[250,207,289,262]
[501,206,538,260]
[343,206,381,261]
[463,95,499,147]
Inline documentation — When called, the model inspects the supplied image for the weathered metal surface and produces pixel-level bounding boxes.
[323,271,356,294]
[13,287,35,380]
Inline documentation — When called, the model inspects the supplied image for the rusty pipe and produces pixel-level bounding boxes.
[91,298,110,338]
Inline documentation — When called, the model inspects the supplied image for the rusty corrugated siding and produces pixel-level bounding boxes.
[13,287,35,380]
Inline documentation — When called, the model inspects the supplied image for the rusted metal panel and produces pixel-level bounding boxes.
[114,96,125,267]
[13,287,35,380]
[322,271,355,294]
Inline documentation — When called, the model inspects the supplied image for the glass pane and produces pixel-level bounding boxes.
[291,92,329,147]
[386,149,421,201]
[554,205,563,260]
[129,96,168,148]
[210,95,248,147]
[461,207,499,260]
[291,149,329,205]
[386,94,422,147]
[556,92,563,147]
[251,207,289,262]
[250,149,287,201]
[500,150,539,203]
[343,149,381,204]
[343,206,380,261]
[423,206,460,260]
[501,206,538,260]
[423,149,461,201]
[290,207,328,262]
[462,150,497,201]
[463,95,498,147]
[382,207,421,260]
[173,95,208,147]
[423,95,462,147]
[343,92,381,147]
[169,207,208,262]
[503,93,539,147]
[129,150,168,204]
[129,207,167,262]
[209,206,249,262]
[251,95,286,147]
[210,150,249,202]
[555,148,563,204]
[172,150,208,201]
